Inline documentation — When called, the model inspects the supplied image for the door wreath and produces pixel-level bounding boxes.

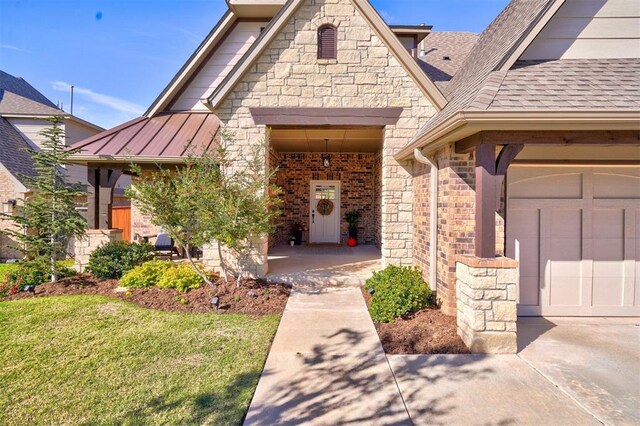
[317,199,334,216]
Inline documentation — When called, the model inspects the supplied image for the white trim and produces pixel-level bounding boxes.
[146,10,237,117]
[498,0,566,71]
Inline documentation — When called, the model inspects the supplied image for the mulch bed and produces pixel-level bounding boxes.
[5,274,290,316]
[362,289,470,355]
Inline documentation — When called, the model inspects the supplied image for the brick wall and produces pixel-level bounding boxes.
[214,0,437,271]
[412,143,509,316]
[273,152,380,246]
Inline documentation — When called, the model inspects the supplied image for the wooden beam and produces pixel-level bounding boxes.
[86,168,99,229]
[475,143,497,258]
[496,144,524,175]
[97,169,122,230]
[457,130,639,153]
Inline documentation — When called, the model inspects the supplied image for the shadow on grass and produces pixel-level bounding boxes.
[116,369,262,425]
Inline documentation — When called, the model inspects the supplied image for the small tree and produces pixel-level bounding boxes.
[0,117,87,282]
[127,130,281,286]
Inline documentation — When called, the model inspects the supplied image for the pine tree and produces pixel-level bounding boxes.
[0,116,87,281]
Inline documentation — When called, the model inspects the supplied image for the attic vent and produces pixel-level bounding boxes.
[443,55,451,61]
[318,25,337,60]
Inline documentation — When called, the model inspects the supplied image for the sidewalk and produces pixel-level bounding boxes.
[243,284,411,425]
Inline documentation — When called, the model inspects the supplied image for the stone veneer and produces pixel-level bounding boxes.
[456,256,518,354]
[74,229,123,272]
[272,151,380,246]
[0,167,24,260]
[212,0,437,273]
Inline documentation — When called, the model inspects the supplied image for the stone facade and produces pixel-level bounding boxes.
[74,229,123,272]
[0,167,25,260]
[456,256,518,354]
[272,151,380,246]
[213,0,437,273]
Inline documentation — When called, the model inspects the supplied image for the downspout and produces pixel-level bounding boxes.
[414,148,438,290]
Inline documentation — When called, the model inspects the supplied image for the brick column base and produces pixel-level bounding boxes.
[456,256,518,354]
[75,229,123,273]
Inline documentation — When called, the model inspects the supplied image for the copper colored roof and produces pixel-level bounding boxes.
[69,112,220,161]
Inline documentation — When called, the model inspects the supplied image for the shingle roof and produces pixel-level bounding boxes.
[489,59,640,110]
[412,0,556,142]
[0,117,36,186]
[418,32,478,91]
[0,70,62,116]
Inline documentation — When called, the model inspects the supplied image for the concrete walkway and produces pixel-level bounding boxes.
[243,283,411,425]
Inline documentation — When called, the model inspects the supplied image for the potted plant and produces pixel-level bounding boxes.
[345,210,361,243]
[291,222,303,246]
[288,235,296,246]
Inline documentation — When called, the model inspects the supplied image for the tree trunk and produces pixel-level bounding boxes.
[217,241,229,282]
[184,243,213,286]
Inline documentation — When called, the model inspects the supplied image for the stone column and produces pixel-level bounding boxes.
[201,235,269,278]
[74,229,123,273]
[456,256,518,354]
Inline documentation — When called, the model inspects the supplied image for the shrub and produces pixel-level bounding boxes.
[0,260,76,298]
[156,263,204,293]
[120,260,173,288]
[87,241,153,279]
[366,265,431,323]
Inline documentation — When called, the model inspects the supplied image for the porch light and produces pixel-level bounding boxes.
[211,296,220,310]
[322,139,331,168]
[2,199,16,214]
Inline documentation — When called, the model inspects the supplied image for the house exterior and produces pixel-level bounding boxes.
[0,70,111,259]
[69,0,639,353]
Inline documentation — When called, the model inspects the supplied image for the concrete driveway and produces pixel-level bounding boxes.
[389,317,639,426]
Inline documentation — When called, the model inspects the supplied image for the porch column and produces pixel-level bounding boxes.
[474,143,523,258]
[86,167,122,230]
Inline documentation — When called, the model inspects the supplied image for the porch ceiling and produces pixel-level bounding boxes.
[270,127,383,153]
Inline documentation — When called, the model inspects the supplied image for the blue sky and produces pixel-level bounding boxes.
[0,0,509,129]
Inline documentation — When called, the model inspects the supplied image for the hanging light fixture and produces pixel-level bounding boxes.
[322,138,331,168]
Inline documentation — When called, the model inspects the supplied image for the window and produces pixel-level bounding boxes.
[317,25,337,59]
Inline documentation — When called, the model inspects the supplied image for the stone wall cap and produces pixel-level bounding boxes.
[456,255,518,269]
[86,229,124,236]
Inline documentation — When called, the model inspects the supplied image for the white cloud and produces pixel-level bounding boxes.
[51,81,145,116]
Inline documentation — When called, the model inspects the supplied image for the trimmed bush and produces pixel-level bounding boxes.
[366,265,431,323]
[1,260,76,298]
[87,241,154,279]
[119,260,173,288]
[156,263,204,293]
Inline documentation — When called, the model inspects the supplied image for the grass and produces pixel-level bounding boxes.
[0,295,280,425]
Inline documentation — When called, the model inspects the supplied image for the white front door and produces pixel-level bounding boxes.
[310,181,341,244]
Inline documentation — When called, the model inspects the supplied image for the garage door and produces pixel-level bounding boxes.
[506,166,640,316]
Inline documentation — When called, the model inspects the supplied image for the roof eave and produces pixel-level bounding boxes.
[68,155,190,166]
[145,9,237,117]
[396,110,640,160]
[207,0,448,111]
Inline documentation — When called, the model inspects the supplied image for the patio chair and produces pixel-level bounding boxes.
[153,233,179,259]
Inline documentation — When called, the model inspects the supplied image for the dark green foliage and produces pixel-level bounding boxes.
[0,117,87,282]
[0,260,75,298]
[367,265,432,323]
[87,241,154,279]
[345,210,361,231]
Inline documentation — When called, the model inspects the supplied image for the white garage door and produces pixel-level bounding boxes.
[507,166,640,316]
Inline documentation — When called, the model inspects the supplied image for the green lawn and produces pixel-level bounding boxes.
[0,295,280,425]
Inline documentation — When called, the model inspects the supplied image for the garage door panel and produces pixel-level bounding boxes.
[550,209,582,238]
[519,276,540,306]
[508,166,639,317]
[592,172,640,199]
[548,275,582,307]
[592,277,624,307]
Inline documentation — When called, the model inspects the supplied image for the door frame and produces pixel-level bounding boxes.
[309,180,341,244]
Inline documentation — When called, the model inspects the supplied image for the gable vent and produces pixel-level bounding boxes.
[318,25,337,59]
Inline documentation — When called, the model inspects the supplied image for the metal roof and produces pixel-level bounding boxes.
[69,112,220,161]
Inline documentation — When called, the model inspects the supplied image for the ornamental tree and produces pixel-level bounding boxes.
[127,130,281,286]
[0,117,87,282]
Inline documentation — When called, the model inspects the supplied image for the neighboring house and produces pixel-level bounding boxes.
[69,0,639,351]
[0,71,125,259]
